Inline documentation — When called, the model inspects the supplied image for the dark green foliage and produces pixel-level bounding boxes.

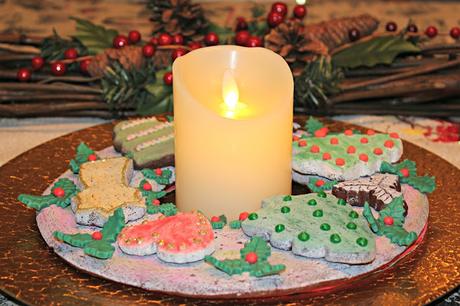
[40,29,88,61]
[70,17,118,55]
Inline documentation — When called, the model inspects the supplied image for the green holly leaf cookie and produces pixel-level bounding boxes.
[69,142,97,174]
[380,160,436,193]
[241,193,376,264]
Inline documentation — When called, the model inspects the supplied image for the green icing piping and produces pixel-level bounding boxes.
[363,197,417,246]
[230,220,242,229]
[54,208,125,259]
[307,178,338,192]
[69,142,97,174]
[210,215,227,229]
[380,160,436,193]
[147,202,177,216]
[141,168,173,185]
[204,236,286,277]
[18,178,78,211]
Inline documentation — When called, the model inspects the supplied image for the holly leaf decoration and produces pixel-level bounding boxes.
[307,178,338,193]
[380,160,435,193]
[141,168,173,185]
[141,70,174,115]
[229,220,242,229]
[18,178,78,211]
[83,240,116,259]
[147,202,177,216]
[403,176,436,194]
[70,17,118,55]
[332,35,421,69]
[53,232,92,247]
[304,116,324,134]
[380,160,417,178]
[210,215,227,230]
[100,207,125,242]
[204,236,286,277]
[69,142,97,174]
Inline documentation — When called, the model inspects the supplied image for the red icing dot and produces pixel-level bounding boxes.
[245,252,258,264]
[374,148,383,155]
[400,168,410,177]
[336,158,345,166]
[152,199,161,206]
[359,154,369,162]
[314,127,329,138]
[293,135,300,141]
[239,212,249,221]
[347,146,356,154]
[155,168,163,176]
[322,152,331,160]
[344,129,353,136]
[367,129,376,136]
[298,140,307,147]
[52,187,65,198]
[210,216,220,222]
[384,140,394,148]
[143,182,152,191]
[92,231,103,240]
[383,216,394,226]
[315,179,325,187]
[330,137,339,145]
[389,132,399,139]
[87,154,97,161]
[310,145,320,153]
[360,137,369,144]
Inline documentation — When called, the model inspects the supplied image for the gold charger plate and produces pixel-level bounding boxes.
[0,118,459,305]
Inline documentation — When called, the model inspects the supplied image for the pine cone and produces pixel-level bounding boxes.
[148,0,208,41]
[88,46,144,78]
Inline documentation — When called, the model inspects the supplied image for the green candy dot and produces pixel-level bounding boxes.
[275,224,285,233]
[317,191,327,198]
[356,237,368,247]
[298,231,310,242]
[349,211,359,219]
[281,206,291,214]
[330,234,341,244]
[283,195,292,201]
[248,213,258,220]
[320,223,331,231]
[313,209,323,217]
[308,199,317,206]
[346,222,357,230]
[337,198,347,206]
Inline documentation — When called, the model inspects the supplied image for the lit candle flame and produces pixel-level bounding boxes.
[222,70,239,111]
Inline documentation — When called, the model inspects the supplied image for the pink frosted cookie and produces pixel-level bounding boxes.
[118,212,215,263]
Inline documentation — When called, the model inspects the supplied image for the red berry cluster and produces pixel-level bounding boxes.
[384,22,460,40]
[268,2,306,28]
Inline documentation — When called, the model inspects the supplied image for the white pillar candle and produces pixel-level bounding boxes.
[173,46,293,220]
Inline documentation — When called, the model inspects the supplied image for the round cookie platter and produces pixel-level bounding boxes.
[0,118,459,305]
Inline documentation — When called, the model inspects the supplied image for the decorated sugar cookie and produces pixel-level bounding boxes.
[241,193,376,264]
[113,117,174,169]
[72,157,145,227]
[118,212,215,263]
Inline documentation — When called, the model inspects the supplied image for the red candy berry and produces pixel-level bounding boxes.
[293,5,307,19]
[113,35,129,48]
[271,2,288,16]
[87,154,97,161]
[239,212,249,221]
[17,68,31,82]
[336,158,345,166]
[92,231,103,240]
[360,137,369,144]
[79,59,91,73]
[246,36,263,47]
[235,17,248,32]
[385,22,398,32]
[450,27,460,39]
[171,48,187,61]
[400,168,410,177]
[347,146,356,154]
[314,127,329,138]
[204,32,219,46]
[172,34,184,45]
[142,44,156,57]
[384,140,394,148]
[322,152,331,160]
[64,48,78,59]
[143,182,152,191]
[155,168,163,176]
[188,41,202,50]
[366,129,376,136]
[359,153,369,162]
[267,11,284,28]
[245,251,258,264]
[389,132,399,139]
[425,26,438,38]
[310,145,320,153]
[53,187,65,198]
[298,140,307,147]
[383,216,394,226]
[128,30,141,44]
[31,56,45,71]
[235,30,250,46]
[330,137,339,145]
[210,216,220,223]
[315,179,325,187]
[152,199,161,206]
[158,33,173,45]
[344,129,353,136]
[51,62,66,76]
[373,148,383,155]
[163,72,173,86]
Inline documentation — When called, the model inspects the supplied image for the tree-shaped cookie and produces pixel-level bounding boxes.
[241,193,376,264]
[73,157,145,227]
[117,212,215,263]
